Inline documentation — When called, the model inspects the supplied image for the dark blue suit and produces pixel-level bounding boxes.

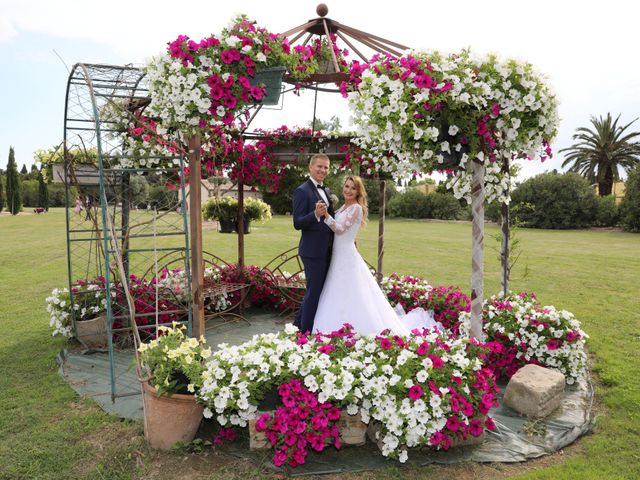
[292,179,335,333]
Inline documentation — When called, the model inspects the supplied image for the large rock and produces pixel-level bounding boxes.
[504,364,565,418]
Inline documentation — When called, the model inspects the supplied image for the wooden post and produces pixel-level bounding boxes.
[237,179,245,318]
[188,135,205,338]
[501,157,510,294]
[237,179,245,268]
[470,159,485,339]
[377,178,386,285]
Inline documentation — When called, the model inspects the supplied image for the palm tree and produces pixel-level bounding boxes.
[560,113,640,196]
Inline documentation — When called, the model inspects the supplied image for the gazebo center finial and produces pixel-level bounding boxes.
[316,3,328,17]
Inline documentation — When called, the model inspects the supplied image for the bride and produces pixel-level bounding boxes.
[313,175,441,336]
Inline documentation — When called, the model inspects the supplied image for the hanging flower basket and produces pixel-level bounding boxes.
[218,219,236,233]
[250,66,286,106]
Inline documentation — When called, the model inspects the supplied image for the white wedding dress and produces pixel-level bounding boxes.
[313,203,442,336]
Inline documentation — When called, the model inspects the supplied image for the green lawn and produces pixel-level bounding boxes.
[0,209,638,479]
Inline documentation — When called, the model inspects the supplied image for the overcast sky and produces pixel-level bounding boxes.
[1,0,639,180]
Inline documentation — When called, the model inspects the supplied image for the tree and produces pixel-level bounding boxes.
[308,115,342,132]
[0,174,4,213]
[619,165,640,232]
[20,164,28,175]
[37,169,49,211]
[560,113,640,196]
[5,147,22,215]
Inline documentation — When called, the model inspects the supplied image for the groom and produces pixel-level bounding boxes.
[292,153,335,333]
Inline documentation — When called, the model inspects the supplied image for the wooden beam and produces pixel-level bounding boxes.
[237,179,245,268]
[501,157,510,293]
[336,31,368,63]
[470,159,485,339]
[188,135,205,338]
[332,21,410,51]
[377,179,386,285]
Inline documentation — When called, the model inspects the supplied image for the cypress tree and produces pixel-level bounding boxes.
[6,147,22,215]
[20,164,28,175]
[37,168,49,211]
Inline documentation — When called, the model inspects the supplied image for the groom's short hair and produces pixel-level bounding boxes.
[309,153,330,167]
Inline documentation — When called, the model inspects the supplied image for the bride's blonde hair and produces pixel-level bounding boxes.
[344,175,369,225]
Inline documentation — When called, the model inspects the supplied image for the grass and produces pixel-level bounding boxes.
[0,208,639,479]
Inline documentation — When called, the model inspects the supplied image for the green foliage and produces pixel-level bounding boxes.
[48,183,75,207]
[308,115,342,132]
[363,177,398,214]
[511,172,599,229]
[387,190,462,220]
[20,164,28,175]
[148,185,179,211]
[20,179,39,207]
[619,165,640,232]
[37,169,49,210]
[594,195,619,227]
[260,166,306,214]
[387,189,430,218]
[427,191,463,219]
[128,174,149,208]
[5,146,22,214]
[485,200,502,223]
[0,175,4,213]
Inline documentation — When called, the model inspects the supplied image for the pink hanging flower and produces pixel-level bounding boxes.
[408,384,424,401]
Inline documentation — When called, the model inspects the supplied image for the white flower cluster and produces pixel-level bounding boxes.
[198,324,486,461]
[145,53,218,136]
[349,49,559,204]
[45,284,108,338]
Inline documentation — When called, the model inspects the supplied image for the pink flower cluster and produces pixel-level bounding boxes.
[212,427,236,446]
[255,379,341,468]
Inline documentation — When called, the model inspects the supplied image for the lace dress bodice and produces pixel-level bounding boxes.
[324,203,363,255]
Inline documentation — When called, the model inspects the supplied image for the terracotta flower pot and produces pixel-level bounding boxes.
[76,314,108,349]
[141,381,204,450]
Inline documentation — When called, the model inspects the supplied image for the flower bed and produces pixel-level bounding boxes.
[198,324,499,463]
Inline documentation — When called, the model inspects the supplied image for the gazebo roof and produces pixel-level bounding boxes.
[279,3,410,83]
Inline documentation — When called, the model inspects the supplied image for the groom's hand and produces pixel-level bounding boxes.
[315,201,327,218]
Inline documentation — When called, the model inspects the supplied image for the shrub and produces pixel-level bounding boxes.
[484,201,502,223]
[21,179,39,207]
[387,189,430,218]
[425,192,462,220]
[595,195,619,227]
[148,185,179,211]
[620,166,640,232]
[511,172,598,229]
[387,190,462,220]
[363,177,398,214]
[260,166,306,214]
